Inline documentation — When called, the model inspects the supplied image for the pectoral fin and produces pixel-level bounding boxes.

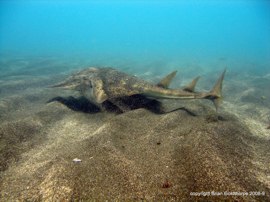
[157,71,177,88]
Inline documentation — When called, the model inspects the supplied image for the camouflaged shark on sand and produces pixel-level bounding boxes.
[52,67,226,111]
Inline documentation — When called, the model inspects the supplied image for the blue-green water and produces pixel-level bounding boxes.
[0,0,269,73]
[1,2,270,201]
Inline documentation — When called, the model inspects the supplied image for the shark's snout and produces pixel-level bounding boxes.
[51,79,81,90]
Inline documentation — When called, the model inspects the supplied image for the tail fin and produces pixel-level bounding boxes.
[208,69,226,111]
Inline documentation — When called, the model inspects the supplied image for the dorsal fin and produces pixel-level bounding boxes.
[157,71,177,88]
[183,76,200,92]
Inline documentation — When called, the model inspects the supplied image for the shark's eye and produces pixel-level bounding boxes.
[89,81,92,88]
[84,80,92,88]
[80,78,92,88]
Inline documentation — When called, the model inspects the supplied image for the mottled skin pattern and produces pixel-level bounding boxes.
[66,67,153,103]
[53,67,225,111]
[98,68,199,99]
[95,67,150,98]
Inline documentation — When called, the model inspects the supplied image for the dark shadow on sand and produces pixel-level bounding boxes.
[47,96,101,113]
[114,94,165,114]
[47,95,200,116]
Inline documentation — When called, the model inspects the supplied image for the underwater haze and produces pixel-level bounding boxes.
[1,1,270,201]
[0,0,270,73]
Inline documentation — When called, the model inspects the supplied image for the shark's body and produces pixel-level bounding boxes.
[53,67,226,111]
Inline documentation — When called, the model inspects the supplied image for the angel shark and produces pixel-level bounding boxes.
[52,67,226,111]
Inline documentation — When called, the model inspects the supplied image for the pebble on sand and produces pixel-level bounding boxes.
[72,158,82,163]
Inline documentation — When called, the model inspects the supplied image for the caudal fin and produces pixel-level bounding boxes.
[208,69,226,111]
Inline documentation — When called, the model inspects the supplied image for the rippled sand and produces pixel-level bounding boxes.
[0,57,269,201]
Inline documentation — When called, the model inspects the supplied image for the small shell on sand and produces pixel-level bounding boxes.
[72,158,82,163]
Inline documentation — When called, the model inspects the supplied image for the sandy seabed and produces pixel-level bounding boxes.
[0,56,269,201]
